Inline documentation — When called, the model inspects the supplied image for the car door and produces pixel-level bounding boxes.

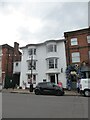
[46,82,55,95]
[40,83,48,94]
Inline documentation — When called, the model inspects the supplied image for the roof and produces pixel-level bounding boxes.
[20,39,66,49]
[64,27,90,37]
[1,44,22,55]
[2,44,14,50]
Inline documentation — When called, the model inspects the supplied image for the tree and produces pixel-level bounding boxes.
[66,64,82,90]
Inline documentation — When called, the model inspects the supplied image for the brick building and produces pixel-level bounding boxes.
[64,27,90,78]
[0,42,21,88]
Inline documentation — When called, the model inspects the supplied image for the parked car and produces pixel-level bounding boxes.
[80,78,90,97]
[34,82,64,96]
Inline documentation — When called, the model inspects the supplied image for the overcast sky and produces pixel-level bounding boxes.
[0,0,89,47]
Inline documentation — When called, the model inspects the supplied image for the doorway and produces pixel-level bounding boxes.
[50,75,55,83]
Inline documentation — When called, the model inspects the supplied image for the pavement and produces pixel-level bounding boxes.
[1,88,81,96]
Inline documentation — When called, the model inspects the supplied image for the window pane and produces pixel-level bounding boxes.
[89,51,90,59]
[49,59,54,68]
[55,59,57,68]
[28,60,36,70]
[47,44,57,52]
[87,35,90,43]
[28,48,36,55]
[48,58,58,69]
[54,45,57,52]
[28,61,32,70]
[28,49,33,55]
[48,45,53,52]
[72,52,80,63]
[33,75,36,84]
[71,38,78,45]
[33,61,36,70]
[34,49,36,55]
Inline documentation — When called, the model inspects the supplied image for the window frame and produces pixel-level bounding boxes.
[87,35,90,43]
[28,60,36,70]
[71,38,78,46]
[72,52,80,63]
[47,58,58,69]
[47,44,57,52]
[28,48,36,55]
[89,51,90,59]
[27,74,36,84]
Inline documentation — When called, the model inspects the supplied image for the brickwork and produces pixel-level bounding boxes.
[64,27,90,66]
[1,43,21,82]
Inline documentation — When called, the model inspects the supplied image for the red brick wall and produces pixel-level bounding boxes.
[64,28,90,66]
[2,47,13,77]
[2,43,21,82]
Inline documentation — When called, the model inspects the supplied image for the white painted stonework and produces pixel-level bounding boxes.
[0,46,2,84]
[20,39,67,88]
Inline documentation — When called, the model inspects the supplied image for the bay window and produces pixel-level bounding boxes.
[28,48,36,55]
[47,58,58,69]
[28,60,36,70]
[47,44,57,52]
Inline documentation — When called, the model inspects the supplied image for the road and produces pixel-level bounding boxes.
[2,93,88,118]
[0,93,2,120]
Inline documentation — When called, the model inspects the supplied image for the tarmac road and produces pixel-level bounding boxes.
[0,93,2,120]
[2,92,88,118]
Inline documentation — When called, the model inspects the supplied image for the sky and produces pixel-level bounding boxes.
[0,0,89,47]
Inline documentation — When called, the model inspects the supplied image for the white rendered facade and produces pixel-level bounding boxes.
[0,46,2,83]
[20,39,67,88]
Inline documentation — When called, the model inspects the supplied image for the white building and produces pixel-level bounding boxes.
[20,39,67,88]
[0,46,2,84]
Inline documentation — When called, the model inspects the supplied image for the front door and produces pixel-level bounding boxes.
[50,75,55,83]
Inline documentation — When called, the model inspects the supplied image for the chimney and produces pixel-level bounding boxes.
[14,42,20,62]
[14,42,19,52]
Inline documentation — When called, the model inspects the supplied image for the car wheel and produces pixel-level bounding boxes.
[56,90,62,96]
[35,89,40,95]
[84,90,90,97]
